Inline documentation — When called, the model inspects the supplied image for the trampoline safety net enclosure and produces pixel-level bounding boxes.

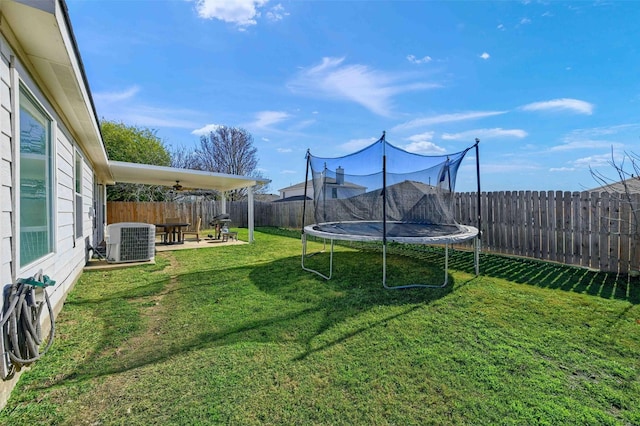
[301,132,480,289]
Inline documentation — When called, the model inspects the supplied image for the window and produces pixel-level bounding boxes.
[75,151,83,238]
[19,86,54,267]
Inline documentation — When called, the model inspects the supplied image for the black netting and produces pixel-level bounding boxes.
[305,134,474,233]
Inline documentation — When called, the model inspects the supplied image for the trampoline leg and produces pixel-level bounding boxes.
[383,243,450,290]
[301,234,334,280]
[474,237,481,276]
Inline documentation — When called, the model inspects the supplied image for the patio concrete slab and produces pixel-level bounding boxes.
[84,237,247,271]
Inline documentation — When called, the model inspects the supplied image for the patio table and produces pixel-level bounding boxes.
[155,223,190,244]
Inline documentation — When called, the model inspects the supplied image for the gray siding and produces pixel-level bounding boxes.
[0,31,98,404]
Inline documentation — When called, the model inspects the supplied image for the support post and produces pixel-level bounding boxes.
[248,185,255,243]
[475,138,482,276]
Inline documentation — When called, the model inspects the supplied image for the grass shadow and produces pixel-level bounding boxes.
[41,244,459,387]
[260,227,639,304]
[246,243,466,360]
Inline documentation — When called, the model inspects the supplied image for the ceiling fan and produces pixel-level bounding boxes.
[172,180,183,191]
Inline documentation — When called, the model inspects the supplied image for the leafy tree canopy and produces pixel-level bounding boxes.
[102,120,171,166]
[101,120,171,201]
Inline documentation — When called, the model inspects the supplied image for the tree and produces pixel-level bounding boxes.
[169,144,198,169]
[101,120,172,201]
[194,126,269,200]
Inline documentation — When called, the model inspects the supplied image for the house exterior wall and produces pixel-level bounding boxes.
[279,181,366,200]
[279,181,313,199]
[0,30,97,408]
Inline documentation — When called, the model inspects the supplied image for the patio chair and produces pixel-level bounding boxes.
[182,217,202,242]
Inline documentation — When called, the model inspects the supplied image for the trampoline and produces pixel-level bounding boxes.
[301,132,482,289]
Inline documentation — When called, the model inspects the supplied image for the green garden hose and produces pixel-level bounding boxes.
[1,270,55,380]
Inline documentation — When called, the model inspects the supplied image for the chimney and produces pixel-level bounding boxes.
[336,166,344,185]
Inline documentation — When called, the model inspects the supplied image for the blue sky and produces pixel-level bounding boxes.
[66,0,640,194]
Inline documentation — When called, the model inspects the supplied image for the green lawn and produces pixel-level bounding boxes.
[1,228,639,425]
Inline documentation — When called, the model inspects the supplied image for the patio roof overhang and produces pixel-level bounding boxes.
[108,161,270,192]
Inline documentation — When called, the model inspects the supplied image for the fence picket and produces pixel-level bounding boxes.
[619,196,631,273]
[597,192,609,271]
[580,191,591,268]
[532,191,540,258]
[106,190,637,273]
[540,191,549,260]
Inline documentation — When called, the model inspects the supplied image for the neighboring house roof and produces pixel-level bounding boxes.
[278,181,310,192]
[589,177,640,194]
[255,193,279,202]
[278,178,366,193]
[273,195,312,203]
[361,180,438,197]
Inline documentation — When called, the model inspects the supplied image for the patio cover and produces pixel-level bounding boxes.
[108,161,268,191]
[108,160,270,242]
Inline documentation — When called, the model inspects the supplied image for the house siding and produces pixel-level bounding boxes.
[0,31,97,406]
[0,36,13,292]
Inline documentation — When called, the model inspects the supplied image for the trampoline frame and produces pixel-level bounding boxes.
[301,223,479,289]
[300,133,482,290]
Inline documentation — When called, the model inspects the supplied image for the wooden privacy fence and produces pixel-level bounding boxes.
[107,200,224,230]
[108,191,640,273]
[455,191,640,274]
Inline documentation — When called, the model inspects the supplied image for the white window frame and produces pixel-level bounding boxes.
[74,149,83,239]
[17,83,56,269]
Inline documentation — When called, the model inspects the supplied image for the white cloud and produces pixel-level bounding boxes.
[288,56,439,117]
[281,170,297,174]
[191,124,223,136]
[403,141,446,155]
[480,52,490,60]
[265,3,288,22]
[550,140,622,152]
[93,85,204,129]
[393,110,507,131]
[549,167,575,172]
[573,154,615,169]
[520,17,532,25]
[401,131,446,154]
[339,137,378,152]
[564,123,639,138]
[520,98,594,115]
[442,128,528,140]
[406,131,435,142]
[123,109,201,129]
[407,54,432,64]
[497,23,505,31]
[193,0,268,28]
[253,110,290,128]
[93,86,140,103]
[482,163,540,173]
[277,147,292,153]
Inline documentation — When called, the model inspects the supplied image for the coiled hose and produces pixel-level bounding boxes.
[1,270,55,380]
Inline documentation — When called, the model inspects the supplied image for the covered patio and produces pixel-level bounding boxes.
[107,160,270,243]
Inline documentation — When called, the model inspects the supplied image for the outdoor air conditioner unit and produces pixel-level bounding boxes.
[105,222,155,263]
